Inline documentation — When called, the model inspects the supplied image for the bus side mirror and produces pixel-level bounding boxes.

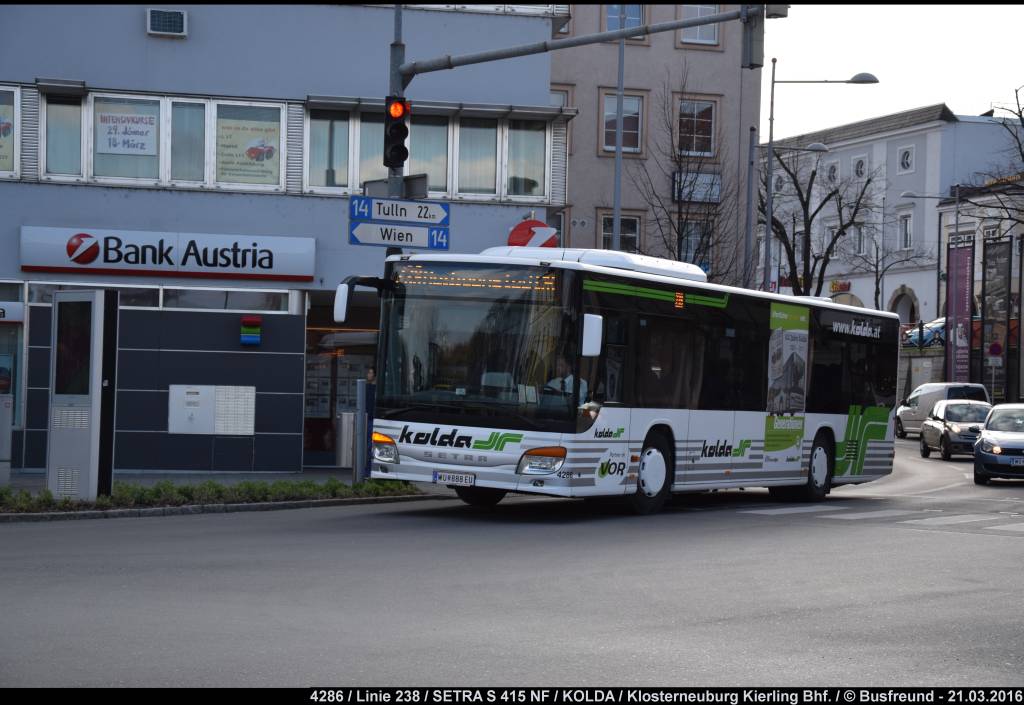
[334,282,351,323]
[582,314,603,357]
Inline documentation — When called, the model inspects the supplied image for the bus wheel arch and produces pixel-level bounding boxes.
[627,426,675,515]
[804,428,836,500]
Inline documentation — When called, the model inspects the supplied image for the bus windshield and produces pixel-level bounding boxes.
[377,263,582,432]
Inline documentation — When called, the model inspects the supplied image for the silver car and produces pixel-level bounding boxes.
[973,404,1024,485]
[919,399,992,460]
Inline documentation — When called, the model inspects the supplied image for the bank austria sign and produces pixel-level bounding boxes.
[20,226,316,282]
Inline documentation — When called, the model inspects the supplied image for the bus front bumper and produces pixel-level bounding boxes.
[371,460,580,497]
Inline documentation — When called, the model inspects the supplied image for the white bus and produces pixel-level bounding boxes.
[337,247,900,514]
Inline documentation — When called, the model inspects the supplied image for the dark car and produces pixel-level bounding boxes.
[919,399,991,460]
[973,404,1024,485]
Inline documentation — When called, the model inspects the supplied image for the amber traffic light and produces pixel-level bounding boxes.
[384,96,410,168]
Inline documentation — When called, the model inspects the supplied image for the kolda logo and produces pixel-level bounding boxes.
[66,233,100,265]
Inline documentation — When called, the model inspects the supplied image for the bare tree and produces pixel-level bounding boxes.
[958,88,1024,227]
[757,150,878,297]
[627,67,741,284]
[836,206,935,309]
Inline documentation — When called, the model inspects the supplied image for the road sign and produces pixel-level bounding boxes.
[349,221,449,250]
[350,195,449,227]
[989,341,1003,356]
[508,219,558,247]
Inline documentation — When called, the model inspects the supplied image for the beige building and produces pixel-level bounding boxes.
[550,4,762,285]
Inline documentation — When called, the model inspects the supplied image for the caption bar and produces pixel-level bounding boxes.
[309,689,1024,705]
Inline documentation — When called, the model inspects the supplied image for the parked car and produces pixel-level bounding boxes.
[902,317,945,347]
[973,403,1024,485]
[918,399,991,460]
[895,382,990,438]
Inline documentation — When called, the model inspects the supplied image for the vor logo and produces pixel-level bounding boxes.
[66,233,100,265]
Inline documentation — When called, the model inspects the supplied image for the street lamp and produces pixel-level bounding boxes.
[762,58,879,290]
[744,142,828,289]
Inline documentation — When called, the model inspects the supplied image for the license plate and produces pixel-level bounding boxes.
[1011,458,1024,467]
[433,470,476,486]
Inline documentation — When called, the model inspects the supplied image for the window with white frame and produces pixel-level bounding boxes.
[897,145,914,174]
[606,4,644,31]
[410,115,449,192]
[601,213,640,252]
[457,117,498,195]
[853,155,867,179]
[854,224,865,255]
[826,161,838,184]
[899,213,912,249]
[358,113,386,187]
[678,99,714,156]
[507,120,546,197]
[42,93,286,189]
[681,5,718,44]
[602,93,642,153]
[307,109,350,189]
[0,86,19,178]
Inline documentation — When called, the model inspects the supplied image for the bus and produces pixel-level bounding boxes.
[335,247,900,514]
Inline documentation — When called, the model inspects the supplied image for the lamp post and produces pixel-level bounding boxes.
[748,142,829,292]
[762,58,879,290]
[901,184,961,322]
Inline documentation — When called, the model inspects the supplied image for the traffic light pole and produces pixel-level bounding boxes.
[389,5,405,198]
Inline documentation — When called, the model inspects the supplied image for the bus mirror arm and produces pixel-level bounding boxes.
[334,276,393,323]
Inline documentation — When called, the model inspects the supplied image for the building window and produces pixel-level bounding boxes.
[897,145,914,174]
[551,85,572,154]
[853,156,866,178]
[45,95,83,176]
[854,225,865,255]
[602,93,642,153]
[0,87,18,178]
[93,96,161,179]
[681,5,718,44]
[678,99,714,156]
[678,220,711,271]
[457,118,498,195]
[507,120,546,197]
[606,4,643,31]
[899,214,912,249]
[357,113,387,188]
[171,101,206,182]
[162,288,289,312]
[215,104,283,187]
[826,162,838,183]
[308,110,349,189]
[411,115,449,192]
[601,214,640,253]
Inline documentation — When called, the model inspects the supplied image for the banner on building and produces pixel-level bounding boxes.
[94,98,159,156]
[946,237,975,383]
[982,238,1012,401]
[216,106,281,185]
[0,91,14,172]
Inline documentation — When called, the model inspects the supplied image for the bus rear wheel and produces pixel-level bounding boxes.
[793,432,834,502]
[454,486,507,507]
[626,435,673,515]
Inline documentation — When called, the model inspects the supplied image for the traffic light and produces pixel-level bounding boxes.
[384,96,410,169]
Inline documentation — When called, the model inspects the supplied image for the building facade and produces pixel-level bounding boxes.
[0,4,573,472]
[762,104,1014,323]
[550,3,762,285]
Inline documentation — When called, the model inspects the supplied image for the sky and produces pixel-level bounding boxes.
[761,5,1024,140]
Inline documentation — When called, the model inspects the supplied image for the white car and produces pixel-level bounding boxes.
[896,382,990,438]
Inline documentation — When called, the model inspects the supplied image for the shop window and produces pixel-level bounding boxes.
[410,115,449,192]
[507,120,546,197]
[45,96,83,176]
[0,282,22,301]
[0,87,17,177]
[93,96,160,179]
[215,104,283,187]
[163,288,288,311]
[171,101,206,182]
[0,323,22,426]
[27,283,158,306]
[308,110,349,189]
[458,118,498,195]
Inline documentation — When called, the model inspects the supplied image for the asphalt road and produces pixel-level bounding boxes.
[2,439,1024,687]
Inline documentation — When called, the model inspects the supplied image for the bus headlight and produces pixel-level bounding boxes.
[372,432,399,463]
[516,446,567,475]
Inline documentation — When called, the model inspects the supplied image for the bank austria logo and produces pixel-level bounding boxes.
[66,233,100,265]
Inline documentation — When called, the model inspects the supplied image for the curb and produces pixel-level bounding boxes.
[0,493,455,524]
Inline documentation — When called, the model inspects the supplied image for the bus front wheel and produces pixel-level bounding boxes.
[626,435,673,515]
[454,486,507,507]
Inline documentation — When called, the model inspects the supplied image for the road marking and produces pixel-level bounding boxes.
[824,509,930,520]
[987,523,1024,533]
[740,504,848,515]
[897,482,970,496]
[900,514,1001,526]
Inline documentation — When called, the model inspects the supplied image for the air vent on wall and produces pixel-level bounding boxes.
[147,8,188,38]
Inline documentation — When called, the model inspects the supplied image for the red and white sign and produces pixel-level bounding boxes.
[508,219,558,248]
[20,226,316,282]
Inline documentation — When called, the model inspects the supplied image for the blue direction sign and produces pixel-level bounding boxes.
[350,195,449,227]
[349,221,449,250]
